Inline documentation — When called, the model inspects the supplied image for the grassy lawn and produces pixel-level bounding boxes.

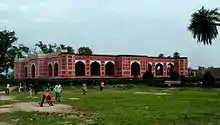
[0,85,220,125]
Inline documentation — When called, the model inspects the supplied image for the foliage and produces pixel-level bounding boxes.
[57,44,74,53]
[34,41,74,54]
[142,70,154,80]
[202,71,216,87]
[173,52,180,58]
[169,70,180,80]
[180,75,186,85]
[77,47,93,55]
[0,30,18,73]
[188,6,220,45]
[158,53,164,58]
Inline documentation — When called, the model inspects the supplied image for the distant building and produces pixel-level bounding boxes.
[14,49,188,79]
[188,68,197,77]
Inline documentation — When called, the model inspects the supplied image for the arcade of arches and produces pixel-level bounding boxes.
[29,61,175,77]
[47,63,58,77]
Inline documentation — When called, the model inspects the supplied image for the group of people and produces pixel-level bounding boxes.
[5,81,105,107]
[40,82,62,107]
[81,81,105,95]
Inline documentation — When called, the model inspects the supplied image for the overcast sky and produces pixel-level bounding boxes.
[0,0,220,68]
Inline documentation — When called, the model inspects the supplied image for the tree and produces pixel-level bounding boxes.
[34,41,75,54]
[34,41,57,54]
[188,6,220,45]
[57,44,74,53]
[158,53,164,58]
[170,70,180,80]
[0,30,18,73]
[202,71,215,87]
[142,70,154,80]
[77,47,92,55]
[173,52,180,58]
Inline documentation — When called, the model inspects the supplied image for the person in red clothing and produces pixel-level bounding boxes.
[39,92,54,107]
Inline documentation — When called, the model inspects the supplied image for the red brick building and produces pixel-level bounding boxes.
[14,50,188,79]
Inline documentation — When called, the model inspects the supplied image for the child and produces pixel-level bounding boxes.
[82,83,87,95]
[100,82,104,92]
[39,92,54,107]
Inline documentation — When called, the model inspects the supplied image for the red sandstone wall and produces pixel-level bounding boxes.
[14,53,189,79]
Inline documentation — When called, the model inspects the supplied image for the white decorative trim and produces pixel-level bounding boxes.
[105,61,115,65]
[31,63,35,66]
[75,60,86,64]
[48,62,52,65]
[148,62,152,65]
[155,62,163,66]
[166,62,174,66]
[90,60,101,65]
[54,61,58,64]
[130,61,140,65]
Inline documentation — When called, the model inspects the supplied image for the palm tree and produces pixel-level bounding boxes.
[188,6,220,45]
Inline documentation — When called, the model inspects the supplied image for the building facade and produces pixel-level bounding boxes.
[14,50,188,79]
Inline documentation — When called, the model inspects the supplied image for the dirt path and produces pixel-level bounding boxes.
[0,102,73,113]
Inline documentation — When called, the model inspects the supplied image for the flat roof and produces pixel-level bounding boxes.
[61,52,187,59]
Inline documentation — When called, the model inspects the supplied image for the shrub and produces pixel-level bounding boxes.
[142,71,154,80]
[202,71,216,87]
[180,75,186,85]
[169,71,180,80]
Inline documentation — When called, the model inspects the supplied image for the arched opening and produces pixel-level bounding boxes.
[131,62,140,76]
[156,63,163,76]
[54,63,58,77]
[105,62,114,76]
[90,61,100,76]
[148,63,152,73]
[167,63,174,75]
[75,61,85,76]
[48,64,52,77]
[24,67,28,77]
[31,64,35,78]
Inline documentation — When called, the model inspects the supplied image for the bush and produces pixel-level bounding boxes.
[142,71,154,80]
[170,71,180,80]
[202,71,216,87]
[180,75,186,85]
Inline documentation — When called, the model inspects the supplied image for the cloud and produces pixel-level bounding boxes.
[17,4,32,12]
[0,3,8,11]
[30,0,73,23]
[0,19,9,23]
[32,17,52,23]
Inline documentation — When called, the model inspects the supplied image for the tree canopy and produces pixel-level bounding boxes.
[173,52,180,58]
[77,47,93,55]
[0,29,93,75]
[0,30,18,73]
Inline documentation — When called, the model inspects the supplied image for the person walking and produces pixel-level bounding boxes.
[5,83,10,95]
[82,83,87,95]
[100,82,104,92]
[33,82,39,96]
[54,82,62,102]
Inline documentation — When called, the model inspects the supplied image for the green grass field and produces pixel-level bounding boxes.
[1,85,220,125]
